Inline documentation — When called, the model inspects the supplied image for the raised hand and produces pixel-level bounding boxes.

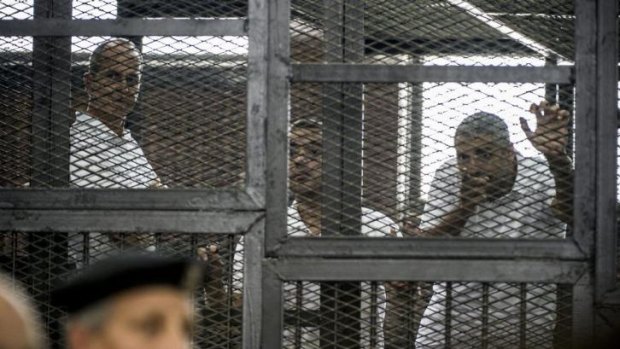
[520,100,571,159]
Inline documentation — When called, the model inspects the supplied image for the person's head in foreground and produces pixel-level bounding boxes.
[53,253,201,349]
[0,272,46,349]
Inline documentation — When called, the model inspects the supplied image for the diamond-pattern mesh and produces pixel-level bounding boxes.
[282,280,572,349]
[286,1,575,347]
[1,1,248,348]
[0,0,599,348]
[291,0,575,65]
[290,81,571,239]
[1,5,248,189]
[0,232,244,349]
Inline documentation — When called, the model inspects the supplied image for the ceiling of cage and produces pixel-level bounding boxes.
[290,0,576,61]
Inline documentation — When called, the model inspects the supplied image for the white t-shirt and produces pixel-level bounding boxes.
[415,154,565,349]
[69,112,158,265]
[234,203,399,349]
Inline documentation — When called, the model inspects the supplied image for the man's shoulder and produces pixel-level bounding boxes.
[361,207,397,237]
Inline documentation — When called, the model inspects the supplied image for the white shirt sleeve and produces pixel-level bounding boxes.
[419,158,460,231]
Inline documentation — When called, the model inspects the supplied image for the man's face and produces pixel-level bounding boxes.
[0,296,30,349]
[455,134,514,197]
[86,43,141,119]
[79,286,192,349]
[289,126,322,196]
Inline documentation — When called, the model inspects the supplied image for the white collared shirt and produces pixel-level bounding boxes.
[416,154,565,349]
[69,112,158,266]
[70,112,158,189]
[234,204,398,348]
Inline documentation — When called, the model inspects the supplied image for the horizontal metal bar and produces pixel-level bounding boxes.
[0,188,261,211]
[267,258,587,283]
[601,288,620,306]
[0,210,264,234]
[273,238,587,260]
[292,64,574,83]
[0,19,248,37]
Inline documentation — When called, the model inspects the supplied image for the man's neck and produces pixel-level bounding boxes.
[85,105,125,137]
[296,195,321,236]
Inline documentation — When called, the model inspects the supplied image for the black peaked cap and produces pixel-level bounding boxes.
[52,253,201,314]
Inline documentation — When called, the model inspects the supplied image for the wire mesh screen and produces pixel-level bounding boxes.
[290,81,571,239]
[288,0,574,239]
[0,35,31,188]
[291,0,574,65]
[281,280,571,349]
[0,2,248,189]
[0,232,244,349]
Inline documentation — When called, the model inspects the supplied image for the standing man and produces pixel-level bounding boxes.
[52,254,200,349]
[211,118,399,348]
[415,101,572,348]
[70,39,162,264]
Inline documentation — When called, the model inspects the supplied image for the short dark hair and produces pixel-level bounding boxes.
[455,112,511,148]
[88,38,141,75]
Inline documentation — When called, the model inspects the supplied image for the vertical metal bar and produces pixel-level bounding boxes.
[320,282,336,348]
[320,1,363,347]
[370,282,378,348]
[573,0,617,344]
[243,220,264,349]
[519,283,527,349]
[572,8,597,346]
[322,0,345,238]
[572,272,594,349]
[409,283,417,348]
[261,260,283,349]
[117,0,145,143]
[407,57,424,218]
[481,283,489,349]
[593,0,618,302]
[321,3,346,348]
[30,2,72,349]
[544,56,558,104]
[573,0,597,258]
[340,0,363,237]
[444,282,452,349]
[294,281,303,349]
[558,83,575,160]
[31,0,72,187]
[259,0,289,253]
[225,235,235,348]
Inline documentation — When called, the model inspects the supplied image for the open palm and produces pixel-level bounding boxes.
[520,100,571,158]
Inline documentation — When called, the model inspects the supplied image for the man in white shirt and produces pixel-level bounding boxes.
[202,119,398,348]
[415,102,573,349]
[70,39,161,265]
